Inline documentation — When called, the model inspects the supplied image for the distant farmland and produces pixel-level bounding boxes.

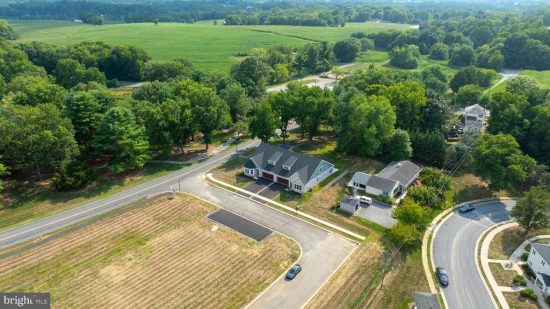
[10,20,413,72]
[0,194,299,308]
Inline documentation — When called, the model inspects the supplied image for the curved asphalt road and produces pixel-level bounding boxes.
[0,138,357,309]
[433,200,515,309]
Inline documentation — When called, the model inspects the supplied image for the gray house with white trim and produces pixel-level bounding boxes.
[528,243,550,296]
[348,160,421,198]
[243,143,336,194]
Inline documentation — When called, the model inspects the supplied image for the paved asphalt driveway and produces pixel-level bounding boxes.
[0,138,358,309]
[433,200,515,309]
[243,178,287,201]
[355,201,396,228]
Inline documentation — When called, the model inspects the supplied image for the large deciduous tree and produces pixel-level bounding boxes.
[383,80,427,131]
[249,101,277,142]
[173,80,230,150]
[473,133,537,191]
[7,75,66,108]
[510,186,550,234]
[340,94,396,157]
[289,84,334,141]
[333,38,362,62]
[0,103,79,177]
[231,57,270,97]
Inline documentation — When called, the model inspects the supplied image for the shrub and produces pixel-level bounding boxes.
[388,222,421,248]
[430,43,449,60]
[520,288,537,301]
[53,161,96,191]
[389,44,420,69]
[377,194,395,205]
[513,275,527,286]
[520,264,535,278]
[106,79,120,88]
[521,252,529,261]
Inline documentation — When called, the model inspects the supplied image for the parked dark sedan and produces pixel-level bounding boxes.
[286,264,302,280]
[458,204,475,214]
[436,267,449,286]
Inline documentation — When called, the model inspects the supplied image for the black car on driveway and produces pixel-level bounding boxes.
[286,264,302,280]
[436,267,449,286]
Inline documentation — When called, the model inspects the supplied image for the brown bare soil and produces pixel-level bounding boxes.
[503,292,539,309]
[306,242,383,308]
[0,194,298,308]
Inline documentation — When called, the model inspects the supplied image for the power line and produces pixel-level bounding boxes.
[359,130,481,307]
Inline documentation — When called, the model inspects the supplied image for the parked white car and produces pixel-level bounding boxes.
[357,196,372,205]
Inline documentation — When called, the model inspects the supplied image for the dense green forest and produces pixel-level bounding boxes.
[0,1,549,207]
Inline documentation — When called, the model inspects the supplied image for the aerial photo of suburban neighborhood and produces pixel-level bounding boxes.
[0,0,549,308]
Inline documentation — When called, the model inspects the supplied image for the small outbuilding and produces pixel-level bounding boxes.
[338,196,360,214]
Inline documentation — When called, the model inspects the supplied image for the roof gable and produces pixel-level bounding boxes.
[533,243,550,264]
[366,175,399,192]
[376,160,421,187]
[246,143,333,183]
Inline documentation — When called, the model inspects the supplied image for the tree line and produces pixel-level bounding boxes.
[358,11,550,71]
[5,0,549,27]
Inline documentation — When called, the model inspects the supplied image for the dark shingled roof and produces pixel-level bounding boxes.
[365,175,399,193]
[540,273,550,287]
[376,160,421,188]
[533,243,550,264]
[247,143,331,184]
[413,292,441,309]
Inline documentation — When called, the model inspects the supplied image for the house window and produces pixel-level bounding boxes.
[359,184,366,189]
[533,249,536,256]
[543,260,546,267]
[383,191,389,196]
[245,168,254,174]
[293,184,302,191]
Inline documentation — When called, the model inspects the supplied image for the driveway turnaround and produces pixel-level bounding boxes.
[243,178,286,200]
[432,200,515,309]
[208,209,272,242]
[355,201,396,228]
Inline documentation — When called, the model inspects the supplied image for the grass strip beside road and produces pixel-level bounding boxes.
[0,163,188,232]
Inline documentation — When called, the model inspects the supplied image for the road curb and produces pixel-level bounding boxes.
[206,173,366,241]
[477,221,518,309]
[422,197,514,308]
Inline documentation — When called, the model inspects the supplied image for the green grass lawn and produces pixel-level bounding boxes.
[345,53,458,79]
[520,70,550,87]
[10,20,412,73]
[0,163,187,231]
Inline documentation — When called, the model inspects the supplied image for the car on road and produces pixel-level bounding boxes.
[436,267,449,286]
[458,204,475,213]
[357,196,372,205]
[286,264,302,280]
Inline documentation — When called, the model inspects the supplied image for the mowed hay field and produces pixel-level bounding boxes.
[0,194,299,308]
[10,20,413,72]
